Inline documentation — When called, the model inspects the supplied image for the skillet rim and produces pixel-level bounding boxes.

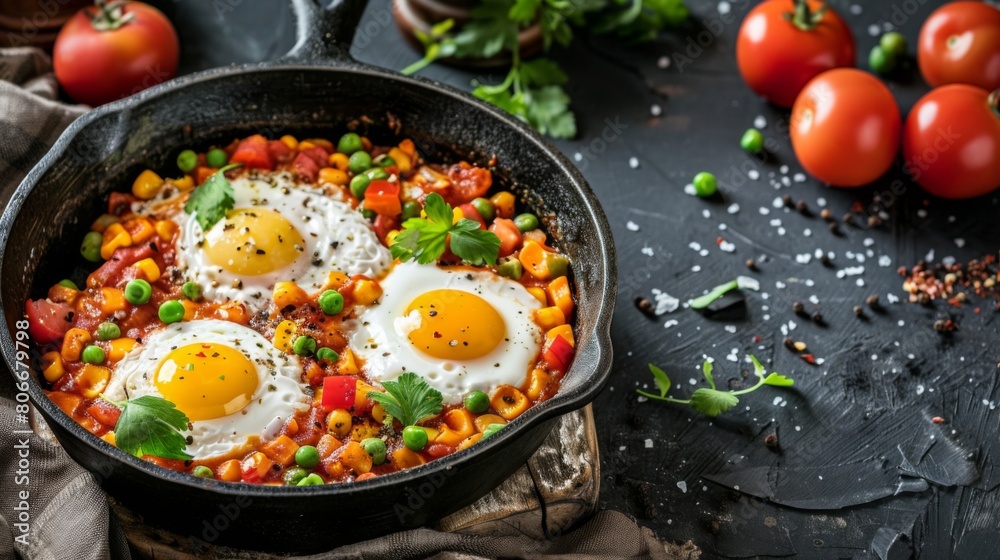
[0,60,617,498]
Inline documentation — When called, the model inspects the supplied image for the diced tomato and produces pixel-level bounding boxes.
[86,400,121,428]
[291,406,325,446]
[267,140,294,163]
[489,218,522,258]
[142,456,186,471]
[292,152,320,182]
[25,299,73,344]
[445,162,492,205]
[87,242,157,288]
[458,203,485,229]
[240,452,273,483]
[195,166,216,185]
[322,376,358,411]
[230,134,274,170]
[107,192,137,216]
[425,443,455,458]
[373,214,399,244]
[364,180,401,217]
[542,335,574,373]
[299,146,330,166]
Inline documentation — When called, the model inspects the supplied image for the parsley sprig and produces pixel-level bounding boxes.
[402,0,689,138]
[183,163,243,231]
[391,193,501,266]
[638,355,794,417]
[108,395,192,460]
[367,372,444,427]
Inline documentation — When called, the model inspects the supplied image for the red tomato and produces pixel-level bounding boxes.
[917,2,1000,91]
[86,400,122,428]
[24,299,72,344]
[790,69,900,187]
[458,203,486,229]
[542,335,574,373]
[230,135,274,171]
[736,0,855,108]
[444,162,492,205]
[53,1,179,106]
[364,180,402,217]
[488,218,522,258]
[322,376,358,411]
[903,85,1000,199]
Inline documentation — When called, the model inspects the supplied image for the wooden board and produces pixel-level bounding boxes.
[107,405,599,558]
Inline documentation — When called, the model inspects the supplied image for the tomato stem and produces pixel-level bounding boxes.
[783,0,827,31]
[990,90,1000,121]
[88,0,135,32]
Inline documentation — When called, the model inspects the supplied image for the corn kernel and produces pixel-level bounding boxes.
[338,349,360,375]
[526,287,547,306]
[180,300,199,321]
[132,169,164,200]
[101,432,116,445]
[154,220,179,241]
[108,338,137,362]
[545,324,575,346]
[132,258,161,282]
[534,306,566,330]
[297,140,316,151]
[100,223,132,260]
[526,368,551,400]
[327,408,352,438]
[100,287,126,314]
[217,459,242,482]
[388,147,411,173]
[280,135,299,150]
[123,218,155,244]
[318,167,349,186]
[170,175,195,191]
[385,230,399,246]
[474,414,507,433]
[61,328,91,362]
[305,138,334,152]
[321,271,350,291]
[273,320,297,352]
[452,207,463,224]
[392,447,425,469]
[352,279,383,305]
[75,364,111,398]
[457,433,483,451]
[273,281,310,310]
[41,351,64,383]
[328,152,349,170]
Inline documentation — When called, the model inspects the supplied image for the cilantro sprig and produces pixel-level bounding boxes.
[402,0,688,138]
[367,372,444,427]
[391,193,501,266]
[109,395,192,460]
[183,163,243,231]
[638,355,794,417]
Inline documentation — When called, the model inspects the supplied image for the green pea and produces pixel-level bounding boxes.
[80,231,103,262]
[96,322,120,341]
[364,167,388,181]
[361,208,376,221]
[402,425,428,451]
[58,279,79,290]
[295,445,320,469]
[124,279,152,305]
[496,258,522,281]
[880,32,907,58]
[81,345,106,364]
[361,438,387,465]
[296,473,324,486]
[158,300,185,324]
[350,174,371,200]
[692,172,717,197]
[337,132,363,154]
[740,128,765,155]
[293,335,316,356]
[401,201,422,221]
[318,290,344,315]
[192,465,214,478]
[348,151,372,173]
[472,198,495,222]
[206,148,228,168]
[481,423,504,440]
[284,467,308,485]
[316,347,339,362]
[869,45,895,74]
[176,149,198,173]
[182,281,203,301]
[464,391,490,414]
[514,213,539,233]
[377,156,396,168]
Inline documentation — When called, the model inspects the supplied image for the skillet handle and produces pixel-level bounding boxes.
[285,0,369,63]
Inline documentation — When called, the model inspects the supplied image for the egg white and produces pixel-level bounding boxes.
[347,262,544,405]
[165,171,391,313]
[103,319,309,459]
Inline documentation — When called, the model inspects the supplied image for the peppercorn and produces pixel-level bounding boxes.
[819,254,833,267]
[811,311,825,325]
[782,194,794,208]
[842,213,856,226]
[866,294,882,310]
[853,305,865,318]
[867,215,883,228]
[764,433,778,449]
[820,208,833,221]
[795,200,810,216]
[745,258,757,270]
[783,337,796,351]
[829,222,842,236]
[792,301,806,316]
[635,297,655,318]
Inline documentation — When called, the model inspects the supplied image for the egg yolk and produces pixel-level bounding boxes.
[202,208,305,276]
[154,343,258,421]
[405,289,505,360]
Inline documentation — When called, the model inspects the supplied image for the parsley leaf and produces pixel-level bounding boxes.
[367,372,443,427]
[637,355,793,417]
[390,193,500,265]
[183,163,242,232]
[113,395,192,460]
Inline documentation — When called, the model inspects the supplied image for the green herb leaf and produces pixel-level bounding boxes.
[689,388,740,417]
[183,163,242,231]
[688,279,739,309]
[366,372,443,427]
[649,364,671,397]
[763,372,795,387]
[390,193,500,265]
[509,0,542,22]
[114,395,192,460]
[702,360,715,390]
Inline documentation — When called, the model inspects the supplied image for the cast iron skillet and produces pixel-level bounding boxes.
[0,0,616,552]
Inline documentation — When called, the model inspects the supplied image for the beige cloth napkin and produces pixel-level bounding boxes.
[0,47,669,560]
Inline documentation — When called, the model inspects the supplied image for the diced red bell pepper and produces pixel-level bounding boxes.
[87,243,157,288]
[267,140,294,163]
[373,214,399,244]
[107,192,138,216]
[86,400,122,428]
[322,376,358,411]
[230,134,274,170]
[458,203,485,229]
[364,180,402,217]
[542,334,574,373]
[24,299,73,344]
[292,152,320,182]
[240,452,273,483]
[425,443,455,458]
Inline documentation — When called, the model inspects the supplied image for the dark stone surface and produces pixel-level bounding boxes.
[166,0,1000,557]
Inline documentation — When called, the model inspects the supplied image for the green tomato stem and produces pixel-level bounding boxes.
[785,0,827,32]
[989,89,1000,121]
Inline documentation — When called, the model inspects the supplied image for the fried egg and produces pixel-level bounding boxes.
[103,319,309,459]
[166,171,391,312]
[347,262,544,404]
